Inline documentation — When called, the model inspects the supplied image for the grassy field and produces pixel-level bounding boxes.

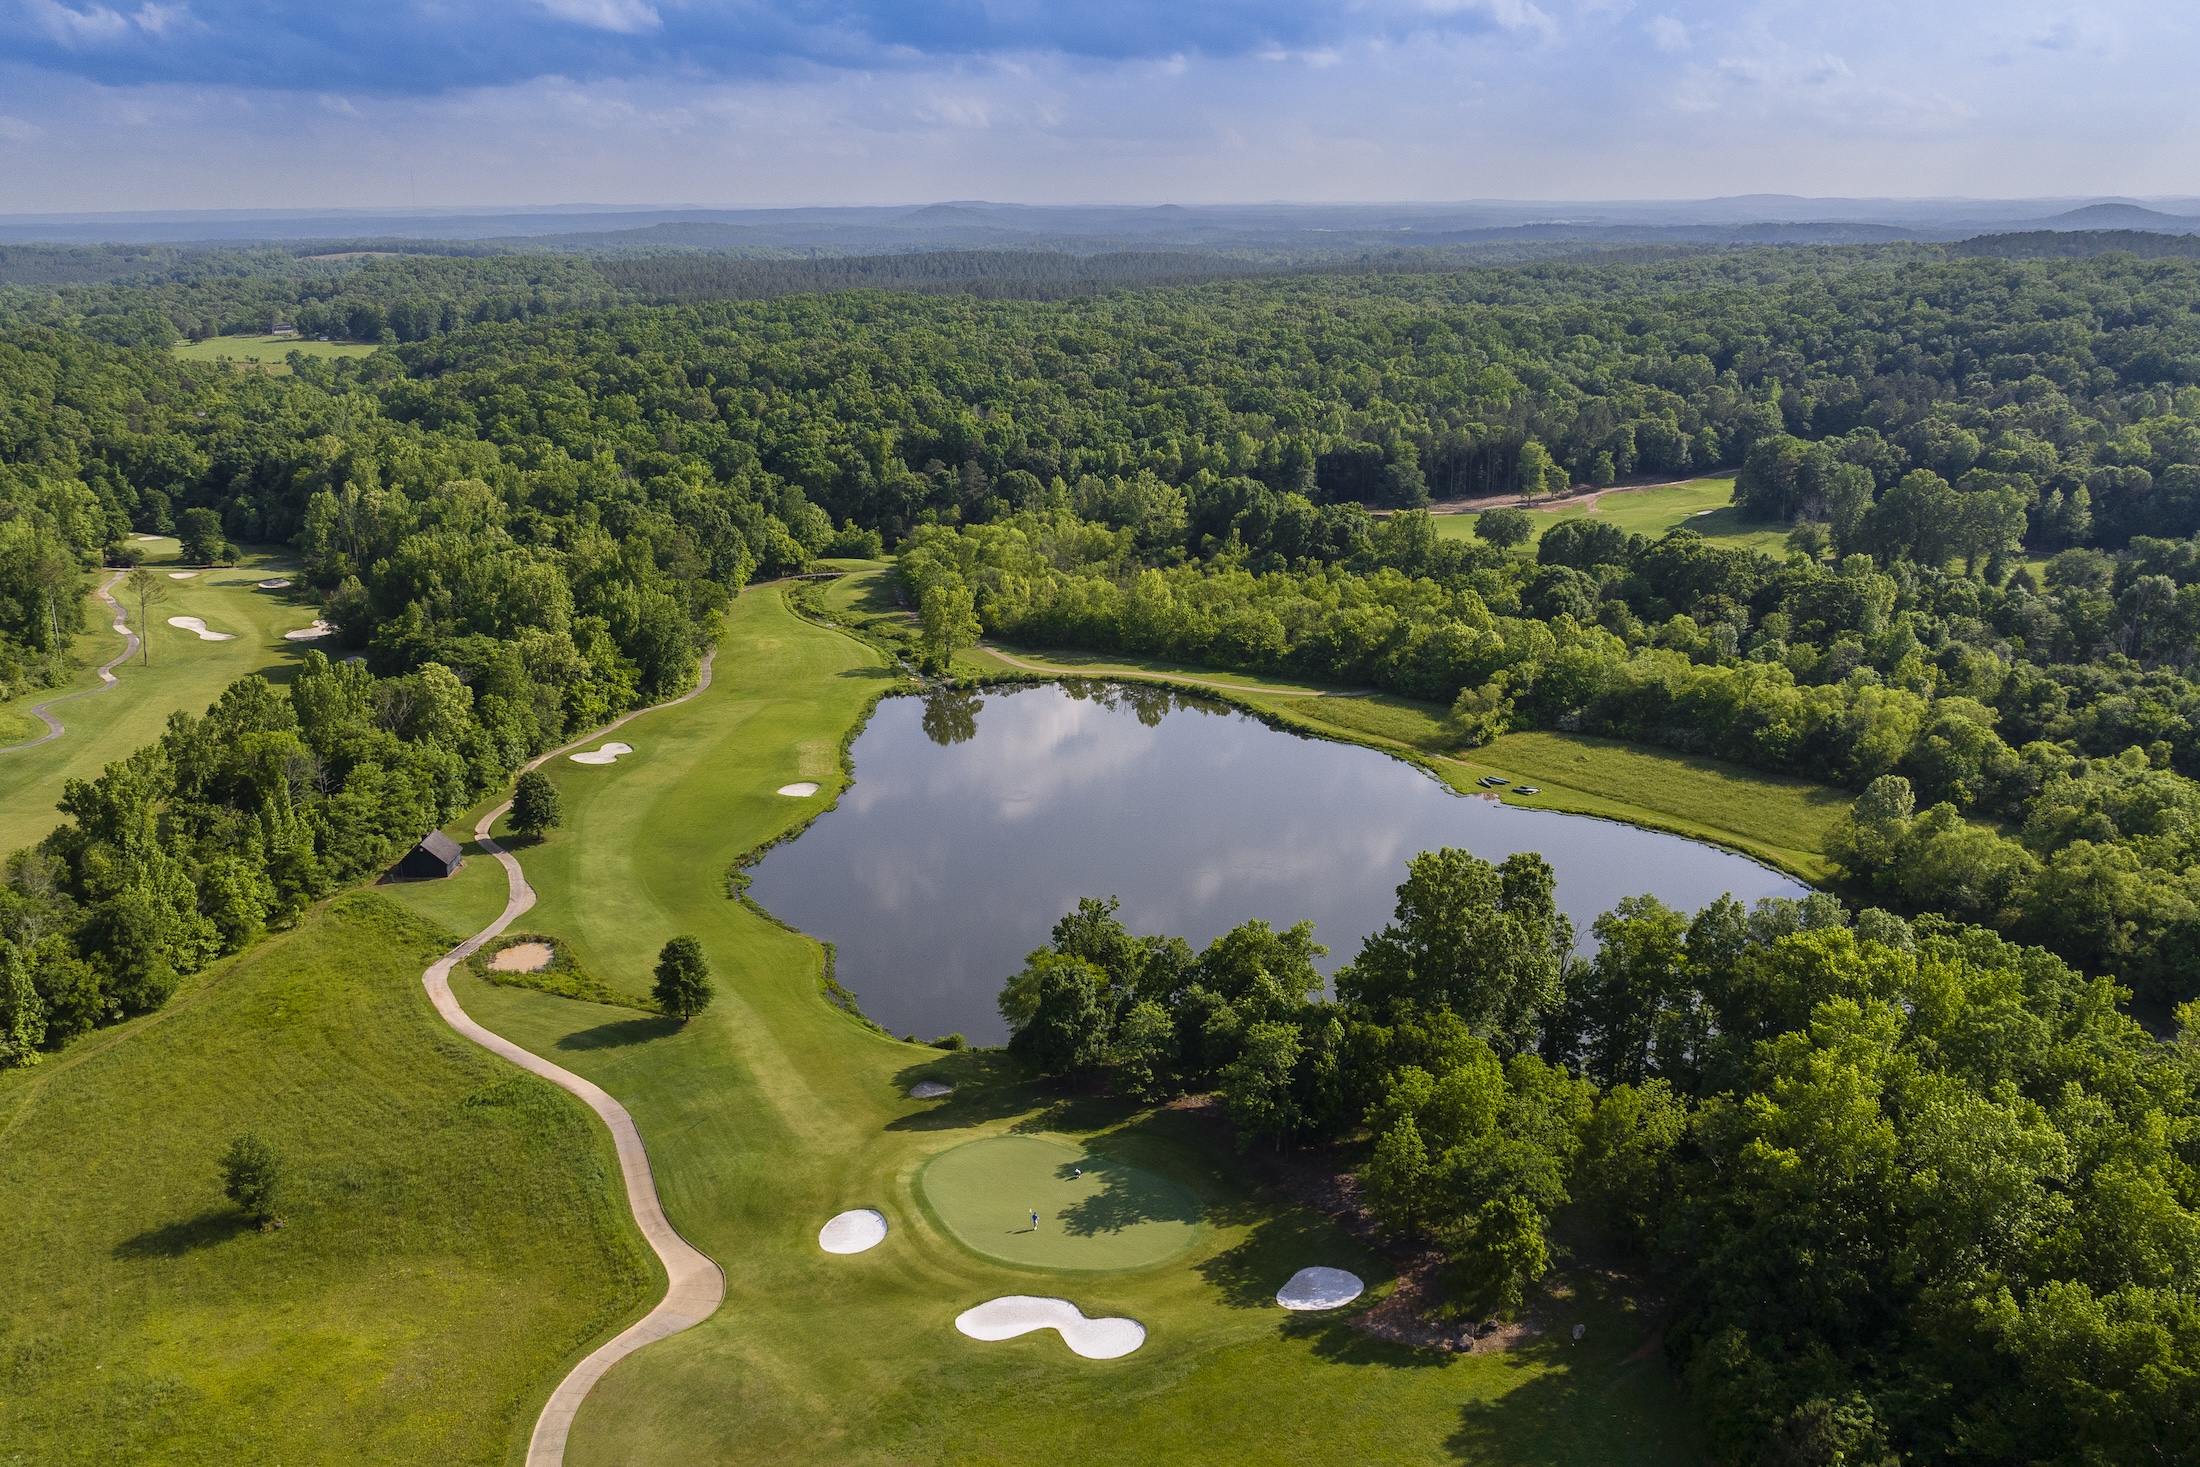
[1432,476,1792,556]
[960,642,1842,881]
[0,542,323,857]
[446,585,1698,1465]
[0,892,655,1466]
[171,336,381,372]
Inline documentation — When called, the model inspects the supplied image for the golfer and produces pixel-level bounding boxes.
[1031,1209,1040,1232]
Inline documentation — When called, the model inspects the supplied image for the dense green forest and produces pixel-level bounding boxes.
[998,868,2200,1464]
[7,241,2200,1464]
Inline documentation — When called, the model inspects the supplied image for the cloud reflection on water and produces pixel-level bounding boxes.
[748,682,1804,1045]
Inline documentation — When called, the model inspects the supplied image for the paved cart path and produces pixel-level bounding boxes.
[420,651,724,1467]
[0,571,139,754]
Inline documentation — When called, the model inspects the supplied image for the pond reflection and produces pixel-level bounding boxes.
[747,682,1805,1045]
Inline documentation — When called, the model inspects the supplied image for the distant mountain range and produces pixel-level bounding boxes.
[0,197,2195,257]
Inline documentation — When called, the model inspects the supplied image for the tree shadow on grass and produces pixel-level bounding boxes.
[555,1016,683,1051]
[1279,1311,1456,1370]
[1195,1207,1380,1308]
[1008,1092,1140,1136]
[1445,1345,1686,1465]
[1053,1156,1203,1238]
[883,1051,1027,1131]
[114,1210,253,1259]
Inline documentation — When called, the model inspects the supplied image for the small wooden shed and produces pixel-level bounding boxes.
[396,830,463,880]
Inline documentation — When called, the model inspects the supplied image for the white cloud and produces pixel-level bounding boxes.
[1,2,2196,210]
[1647,15,1688,52]
[0,114,43,141]
[131,2,186,36]
[30,1,131,45]
[532,0,660,35]
[1411,0,1557,40]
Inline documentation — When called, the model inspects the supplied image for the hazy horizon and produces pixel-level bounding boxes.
[2,2,2194,214]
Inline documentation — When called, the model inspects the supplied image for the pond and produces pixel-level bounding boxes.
[746,682,1807,1045]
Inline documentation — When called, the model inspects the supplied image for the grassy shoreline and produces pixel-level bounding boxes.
[958,639,1842,883]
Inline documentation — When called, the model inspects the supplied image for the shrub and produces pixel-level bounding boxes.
[219,1133,284,1227]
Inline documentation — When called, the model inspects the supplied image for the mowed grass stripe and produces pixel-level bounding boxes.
[454,585,1700,1466]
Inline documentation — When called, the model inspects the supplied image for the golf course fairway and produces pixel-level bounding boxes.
[919,1135,1203,1271]
[442,584,1699,1466]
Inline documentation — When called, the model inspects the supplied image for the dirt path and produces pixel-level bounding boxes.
[419,650,725,1467]
[1424,476,1705,517]
[0,571,139,755]
[982,645,1371,699]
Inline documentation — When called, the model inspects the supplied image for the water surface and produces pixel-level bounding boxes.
[748,683,1805,1044]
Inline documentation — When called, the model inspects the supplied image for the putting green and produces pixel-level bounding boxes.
[919,1135,1203,1271]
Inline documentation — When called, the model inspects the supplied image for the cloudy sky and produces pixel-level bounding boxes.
[0,0,2192,212]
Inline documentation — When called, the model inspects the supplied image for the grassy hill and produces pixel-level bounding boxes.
[0,893,654,1465]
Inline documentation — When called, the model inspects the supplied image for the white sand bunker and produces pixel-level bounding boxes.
[284,619,335,640]
[570,741,633,765]
[167,571,198,579]
[489,942,554,973]
[1277,1267,1365,1311]
[166,616,236,642]
[777,781,820,797]
[907,1080,953,1099]
[134,534,163,543]
[818,1208,889,1254]
[257,578,292,590]
[956,1297,1145,1360]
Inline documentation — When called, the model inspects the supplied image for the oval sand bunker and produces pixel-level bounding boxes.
[1277,1267,1365,1311]
[166,616,236,641]
[489,942,554,973]
[570,741,633,765]
[166,571,198,579]
[955,1297,1145,1359]
[777,782,820,797]
[284,619,335,640]
[919,1134,1200,1271]
[818,1209,888,1254]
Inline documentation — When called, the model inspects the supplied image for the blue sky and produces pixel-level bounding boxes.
[0,1,2192,211]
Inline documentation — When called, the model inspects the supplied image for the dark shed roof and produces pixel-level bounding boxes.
[396,829,464,880]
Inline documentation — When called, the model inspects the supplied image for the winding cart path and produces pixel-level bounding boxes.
[0,571,139,754]
[420,652,724,1467]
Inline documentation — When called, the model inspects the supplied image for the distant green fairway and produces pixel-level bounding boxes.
[919,1135,1203,1271]
[0,545,317,857]
[170,335,380,371]
[1432,476,1791,556]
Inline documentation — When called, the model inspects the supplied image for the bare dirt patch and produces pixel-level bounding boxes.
[488,941,555,974]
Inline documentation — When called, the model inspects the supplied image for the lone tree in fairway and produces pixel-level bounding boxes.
[510,769,563,838]
[123,565,168,665]
[654,936,714,1020]
[219,1133,284,1228]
